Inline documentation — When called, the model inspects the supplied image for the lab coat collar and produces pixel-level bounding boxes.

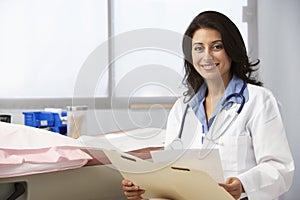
[222,75,249,105]
[188,76,249,128]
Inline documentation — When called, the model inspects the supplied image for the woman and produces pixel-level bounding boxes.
[122,11,294,200]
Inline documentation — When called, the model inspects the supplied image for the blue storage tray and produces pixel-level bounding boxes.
[51,126,67,135]
[23,112,55,128]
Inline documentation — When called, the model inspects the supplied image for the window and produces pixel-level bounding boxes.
[111,0,248,97]
[0,0,108,98]
[0,0,249,108]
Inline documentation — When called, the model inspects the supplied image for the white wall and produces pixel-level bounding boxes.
[257,0,300,199]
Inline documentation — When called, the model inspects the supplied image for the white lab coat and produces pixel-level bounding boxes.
[165,84,294,200]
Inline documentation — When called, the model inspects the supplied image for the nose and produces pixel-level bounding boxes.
[202,49,214,62]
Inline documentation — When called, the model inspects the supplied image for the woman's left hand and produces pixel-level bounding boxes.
[219,177,244,200]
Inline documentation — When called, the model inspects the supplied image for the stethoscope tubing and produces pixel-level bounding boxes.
[177,81,247,141]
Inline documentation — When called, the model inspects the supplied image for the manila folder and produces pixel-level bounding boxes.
[104,149,234,200]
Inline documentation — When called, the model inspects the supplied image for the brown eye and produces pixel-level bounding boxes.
[193,45,204,52]
[212,44,223,51]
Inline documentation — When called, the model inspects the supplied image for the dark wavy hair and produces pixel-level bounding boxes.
[182,11,262,101]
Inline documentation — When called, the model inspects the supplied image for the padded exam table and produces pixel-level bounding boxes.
[0,147,160,200]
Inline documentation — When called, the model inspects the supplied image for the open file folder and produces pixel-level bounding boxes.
[104,149,234,200]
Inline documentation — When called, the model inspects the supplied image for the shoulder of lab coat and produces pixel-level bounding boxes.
[164,97,186,148]
[236,84,295,200]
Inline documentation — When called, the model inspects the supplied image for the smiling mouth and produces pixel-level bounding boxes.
[200,63,219,70]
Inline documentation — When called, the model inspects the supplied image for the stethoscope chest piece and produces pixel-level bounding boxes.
[170,138,184,150]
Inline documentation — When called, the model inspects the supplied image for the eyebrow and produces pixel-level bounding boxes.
[192,40,223,46]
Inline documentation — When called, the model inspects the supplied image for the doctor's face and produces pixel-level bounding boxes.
[192,28,232,84]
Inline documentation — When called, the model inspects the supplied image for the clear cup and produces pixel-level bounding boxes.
[66,106,88,138]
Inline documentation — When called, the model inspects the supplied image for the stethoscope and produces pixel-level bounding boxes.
[170,81,247,151]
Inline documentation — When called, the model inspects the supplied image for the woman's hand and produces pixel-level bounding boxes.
[122,179,145,200]
[219,177,244,200]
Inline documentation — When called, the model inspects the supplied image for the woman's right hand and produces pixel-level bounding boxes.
[122,179,145,200]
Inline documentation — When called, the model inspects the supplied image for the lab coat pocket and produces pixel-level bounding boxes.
[219,134,248,172]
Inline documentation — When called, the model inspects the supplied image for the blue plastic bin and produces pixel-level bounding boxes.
[51,126,67,135]
[22,112,55,128]
[51,113,67,135]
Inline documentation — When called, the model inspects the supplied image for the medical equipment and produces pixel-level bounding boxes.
[0,114,11,123]
[172,81,247,149]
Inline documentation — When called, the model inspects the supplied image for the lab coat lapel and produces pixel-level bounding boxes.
[180,107,203,149]
[203,105,237,147]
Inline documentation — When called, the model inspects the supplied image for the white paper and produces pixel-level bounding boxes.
[0,122,82,149]
[78,128,166,152]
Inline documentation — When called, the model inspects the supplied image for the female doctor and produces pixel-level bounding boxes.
[122,11,294,200]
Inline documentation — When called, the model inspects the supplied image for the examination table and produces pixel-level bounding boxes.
[0,122,165,200]
[0,147,161,200]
